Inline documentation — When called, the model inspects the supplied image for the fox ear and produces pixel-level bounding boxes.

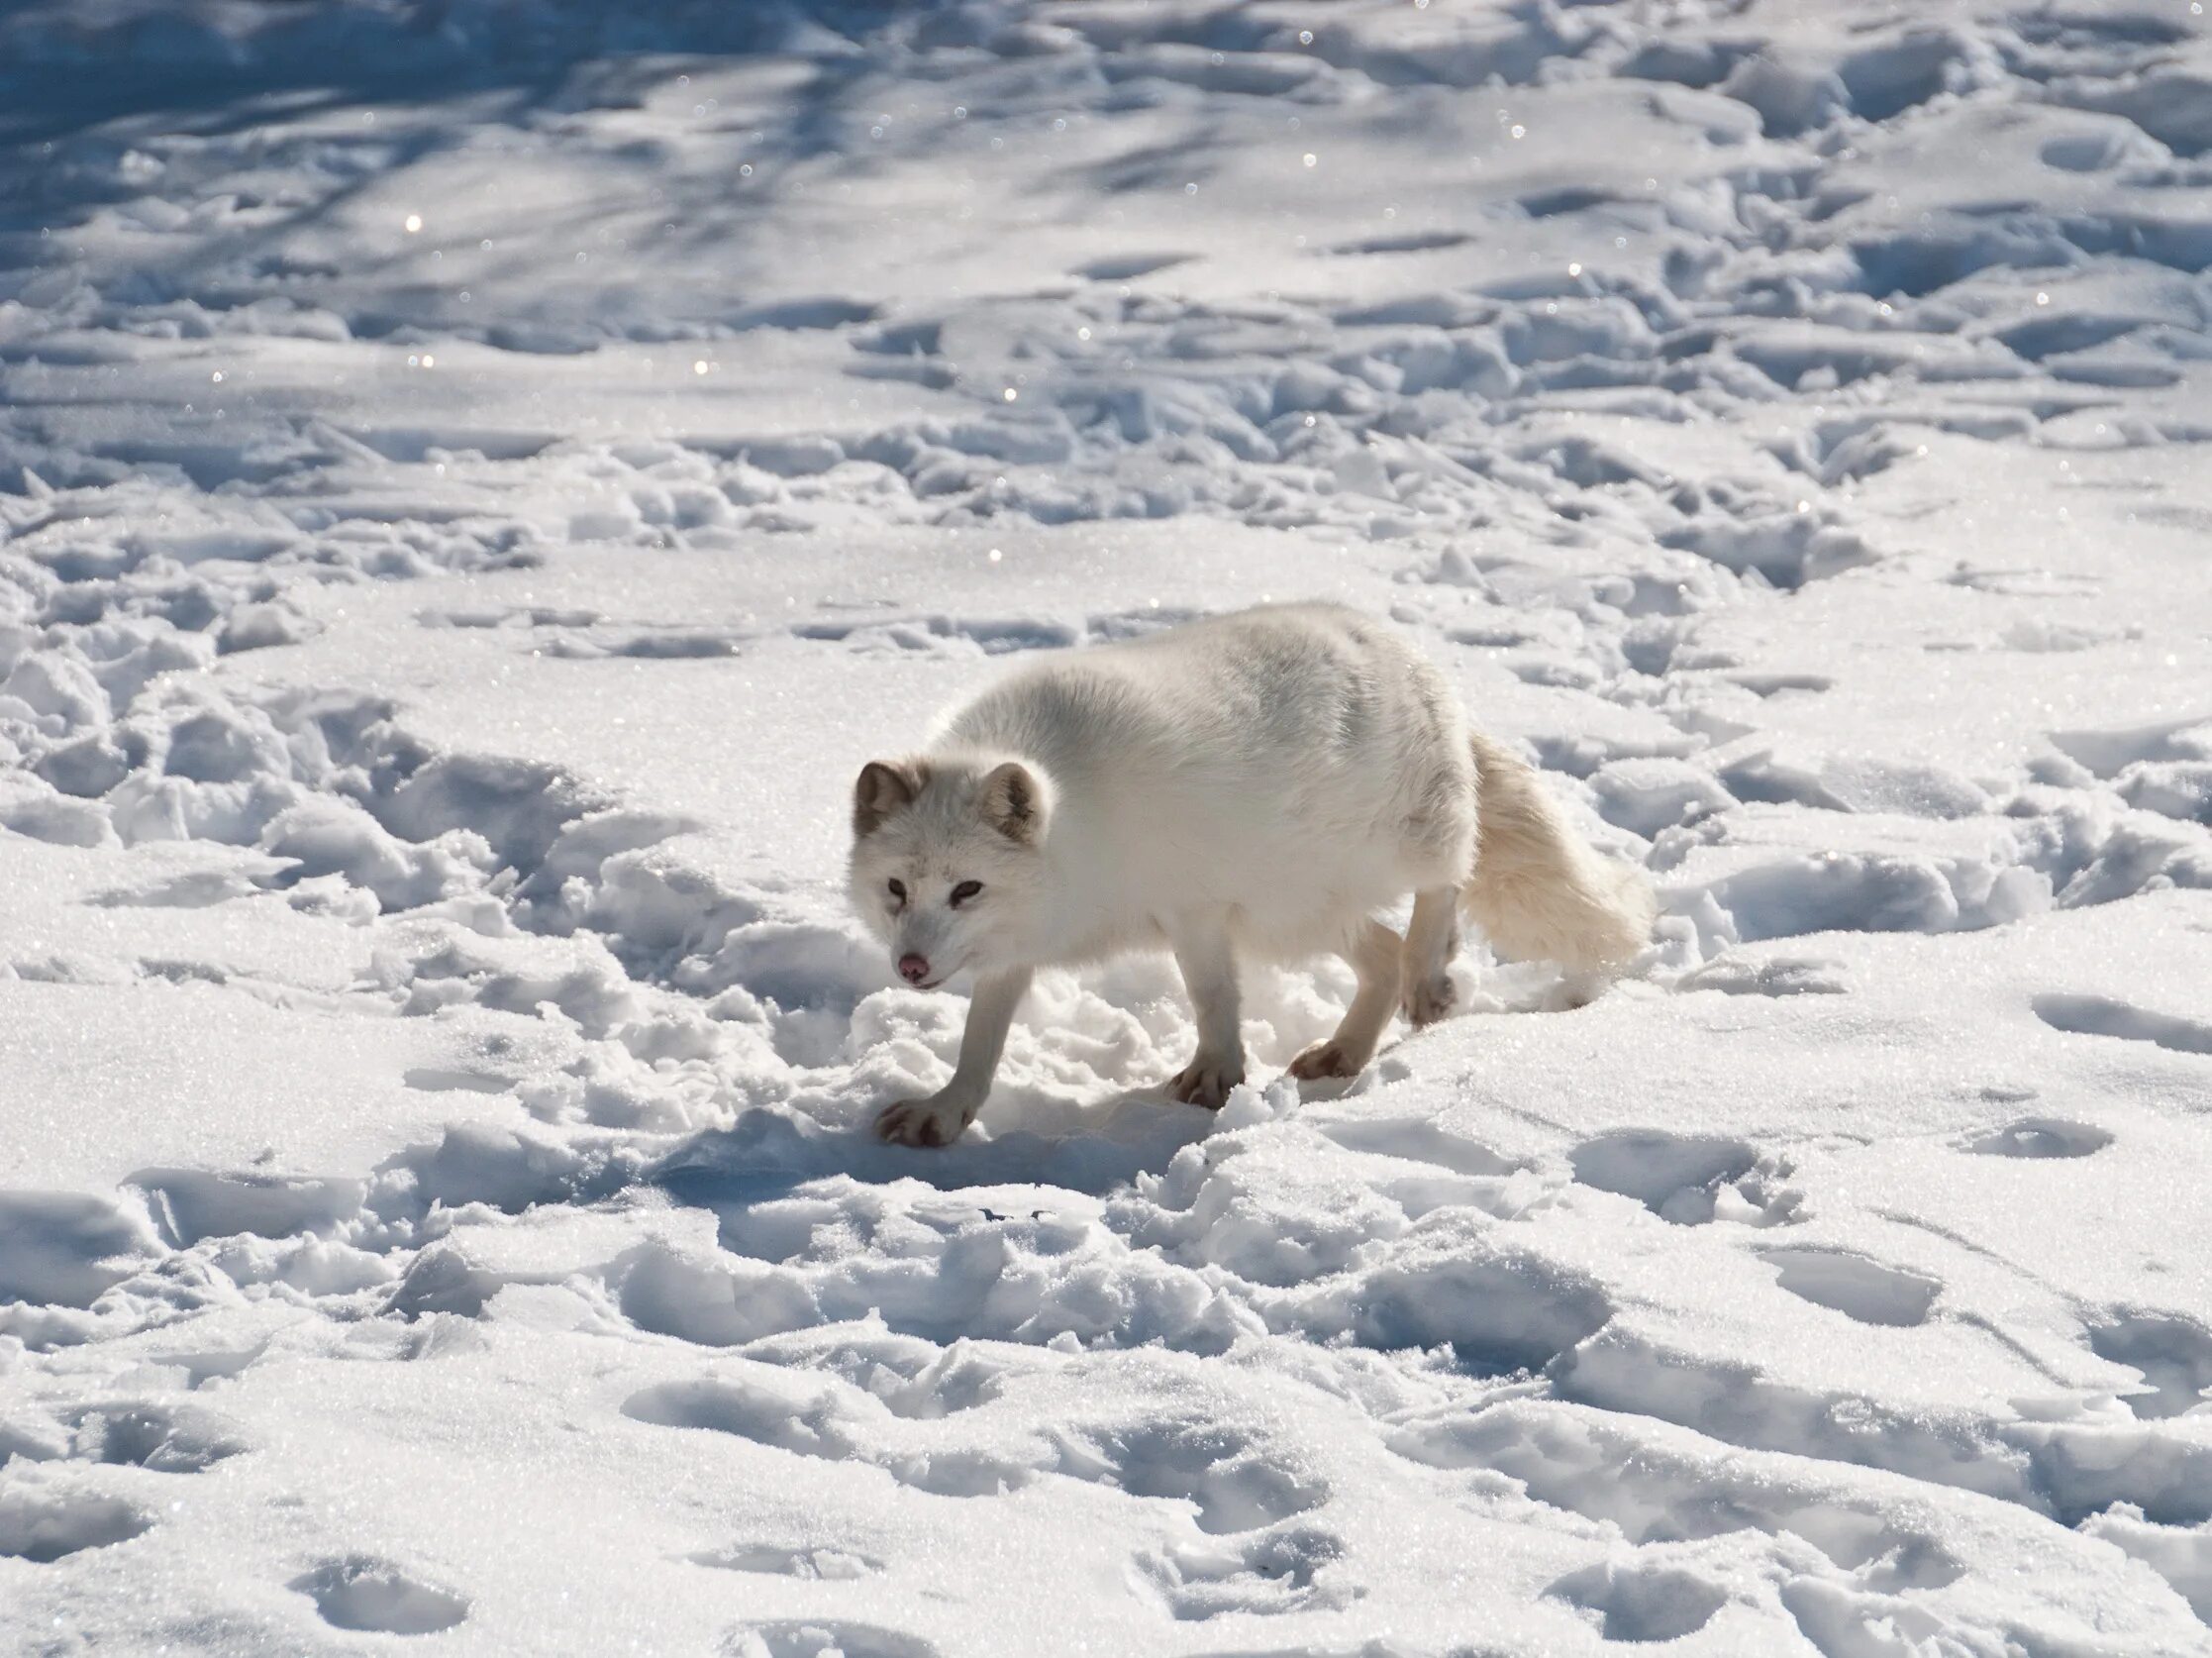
[980,761,1046,844]
[854,760,922,836]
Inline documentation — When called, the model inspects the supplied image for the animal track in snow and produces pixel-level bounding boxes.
[1131,1523,1349,1619]
[546,627,750,661]
[623,1375,1034,1500]
[0,1488,152,1562]
[1569,1132,1800,1227]
[2088,1312,2212,1419]
[791,613,1080,657]
[403,1067,516,1094]
[0,1192,159,1307]
[1544,1558,1728,1643]
[1072,253,1193,280]
[149,1343,267,1391]
[1085,604,1211,642]
[1964,1116,2114,1159]
[290,1557,469,1634]
[1675,954,1851,997]
[1328,229,1470,256]
[1760,1248,1941,1327]
[1726,672,1834,697]
[66,1401,246,1472]
[1694,850,1973,942]
[1052,1418,1327,1536]
[2049,716,2212,779]
[1390,1401,1969,1590]
[737,1328,1012,1421]
[129,1166,362,1246]
[1315,1118,1517,1177]
[419,603,604,632]
[87,867,265,908]
[1340,1248,1615,1378]
[0,1487,150,1549]
[1589,758,1736,837]
[1779,1577,1982,1657]
[624,1377,870,1465]
[2080,1506,2212,1625]
[631,1371,1325,1533]
[1552,1317,2212,1540]
[689,1542,881,1580]
[724,1621,940,1658]
[2034,993,2212,1057]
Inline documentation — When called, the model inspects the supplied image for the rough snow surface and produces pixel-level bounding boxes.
[4,1,2212,1652]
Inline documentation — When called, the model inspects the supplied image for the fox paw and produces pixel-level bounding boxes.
[1401,975,1456,1028]
[1168,1056,1244,1110]
[873,1097,972,1148]
[1288,1039,1370,1082]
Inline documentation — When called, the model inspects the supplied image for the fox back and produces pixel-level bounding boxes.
[850,605,1479,975]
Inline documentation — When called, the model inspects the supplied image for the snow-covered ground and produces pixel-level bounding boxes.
[4,1,2212,1651]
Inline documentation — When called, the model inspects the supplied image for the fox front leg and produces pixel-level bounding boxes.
[874,968,1033,1148]
[1164,907,1246,1109]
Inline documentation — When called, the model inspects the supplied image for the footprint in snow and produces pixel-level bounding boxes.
[1071,253,1193,281]
[127,1165,362,1248]
[791,612,1081,659]
[623,1377,866,1462]
[633,1356,1327,1526]
[1675,954,1851,997]
[64,1400,247,1472]
[1055,1418,1327,1536]
[0,1191,162,1308]
[1317,1117,1517,1177]
[290,1557,469,1635]
[689,1542,881,1579]
[622,1375,1036,1500]
[546,627,749,660]
[147,1342,268,1390]
[724,1621,940,1658]
[1962,1116,2113,1159]
[1779,1576,1980,1658]
[2087,1311,2212,1420]
[1760,1248,1941,1327]
[1328,229,1471,256]
[1568,1131,1801,1227]
[1346,1251,1614,1379]
[1086,603,1210,642]
[1389,1404,1965,1592]
[738,1326,1011,1419]
[1726,671,1834,697]
[0,1488,153,1563]
[402,1067,517,1095]
[1544,1558,1727,1643]
[87,868,265,908]
[2033,992,2212,1057]
[1132,1522,1349,1619]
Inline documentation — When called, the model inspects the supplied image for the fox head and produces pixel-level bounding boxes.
[848,753,1054,987]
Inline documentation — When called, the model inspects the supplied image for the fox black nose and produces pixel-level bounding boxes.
[898,953,931,984]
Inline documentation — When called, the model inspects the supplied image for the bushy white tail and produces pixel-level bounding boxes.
[1462,732,1656,974]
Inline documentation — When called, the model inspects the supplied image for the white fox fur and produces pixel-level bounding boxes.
[849,603,1655,1146]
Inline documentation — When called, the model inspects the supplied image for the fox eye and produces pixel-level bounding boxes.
[887,879,907,904]
[950,880,983,906]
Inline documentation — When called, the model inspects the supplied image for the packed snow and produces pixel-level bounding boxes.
[4,1,2212,1652]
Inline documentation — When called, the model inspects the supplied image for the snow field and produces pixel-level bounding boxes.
[4,1,2212,1652]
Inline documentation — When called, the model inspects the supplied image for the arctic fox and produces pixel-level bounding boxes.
[849,603,1655,1147]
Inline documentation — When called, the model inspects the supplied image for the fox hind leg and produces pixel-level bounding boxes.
[1400,886,1460,1027]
